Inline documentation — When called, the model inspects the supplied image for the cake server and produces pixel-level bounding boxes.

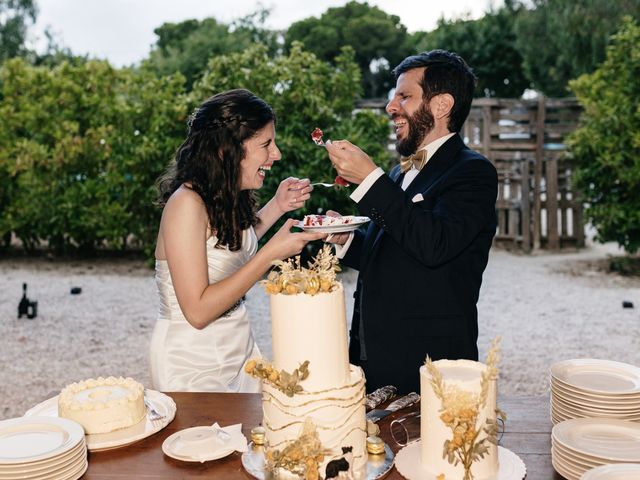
[366,392,420,423]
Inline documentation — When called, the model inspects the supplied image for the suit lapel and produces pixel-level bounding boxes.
[405,134,465,198]
[362,134,466,270]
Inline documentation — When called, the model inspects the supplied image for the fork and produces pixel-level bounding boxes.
[144,397,165,422]
[310,182,336,188]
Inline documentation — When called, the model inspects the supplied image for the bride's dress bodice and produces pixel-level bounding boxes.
[150,228,260,393]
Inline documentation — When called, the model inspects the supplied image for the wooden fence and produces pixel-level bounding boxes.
[357,97,584,251]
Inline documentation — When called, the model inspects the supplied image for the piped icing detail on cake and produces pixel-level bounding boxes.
[58,376,146,434]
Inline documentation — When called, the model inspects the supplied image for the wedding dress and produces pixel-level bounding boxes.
[150,228,261,392]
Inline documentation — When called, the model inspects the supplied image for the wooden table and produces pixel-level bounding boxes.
[82,393,563,480]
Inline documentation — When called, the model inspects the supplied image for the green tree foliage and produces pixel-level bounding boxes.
[515,0,640,97]
[192,42,392,221]
[284,1,411,98]
[144,9,279,89]
[567,17,640,253]
[0,59,187,254]
[0,0,37,61]
[413,1,529,98]
[0,45,391,256]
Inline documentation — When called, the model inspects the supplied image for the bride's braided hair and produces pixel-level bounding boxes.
[158,89,275,251]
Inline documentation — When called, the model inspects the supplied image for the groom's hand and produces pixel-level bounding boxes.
[325,140,377,185]
[324,210,351,245]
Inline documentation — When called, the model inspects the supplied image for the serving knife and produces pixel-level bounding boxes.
[365,392,420,423]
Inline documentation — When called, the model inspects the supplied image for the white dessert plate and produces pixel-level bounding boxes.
[551,359,640,395]
[162,426,235,463]
[551,377,640,402]
[23,389,176,451]
[552,418,640,462]
[552,456,582,480]
[551,398,640,419]
[581,463,640,480]
[296,215,370,233]
[552,443,600,470]
[0,416,84,465]
[0,442,85,475]
[395,442,526,480]
[0,438,84,472]
[0,456,87,480]
[551,382,640,407]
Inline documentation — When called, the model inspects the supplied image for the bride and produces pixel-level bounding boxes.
[150,89,324,392]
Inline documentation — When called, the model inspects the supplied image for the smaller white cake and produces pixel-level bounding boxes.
[58,376,146,434]
[420,360,498,480]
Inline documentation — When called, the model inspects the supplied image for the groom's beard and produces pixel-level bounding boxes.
[396,100,435,157]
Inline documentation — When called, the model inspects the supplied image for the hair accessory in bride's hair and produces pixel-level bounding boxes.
[187,107,200,130]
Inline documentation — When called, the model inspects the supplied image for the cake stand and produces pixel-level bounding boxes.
[395,442,526,480]
[241,442,394,480]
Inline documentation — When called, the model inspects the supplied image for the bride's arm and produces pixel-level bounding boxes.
[254,177,312,239]
[160,187,323,330]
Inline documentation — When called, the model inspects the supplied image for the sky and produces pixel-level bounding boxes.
[30,0,500,67]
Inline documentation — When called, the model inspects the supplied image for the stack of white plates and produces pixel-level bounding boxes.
[0,416,87,480]
[550,359,640,424]
[551,418,640,480]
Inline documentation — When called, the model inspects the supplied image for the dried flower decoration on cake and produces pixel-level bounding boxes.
[245,358,310,397]
[266,418,328,480]
[425,337,506,480]
[264,244,340,295]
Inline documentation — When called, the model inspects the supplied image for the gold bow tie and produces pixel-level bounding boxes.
[399,149,428,173]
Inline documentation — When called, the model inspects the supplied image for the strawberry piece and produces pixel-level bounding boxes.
[335,175,350,187]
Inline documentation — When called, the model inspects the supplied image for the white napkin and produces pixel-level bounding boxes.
[211,422,248,454]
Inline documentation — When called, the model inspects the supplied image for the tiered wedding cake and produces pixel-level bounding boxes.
[248,247,367,479]
[58,376,146,434]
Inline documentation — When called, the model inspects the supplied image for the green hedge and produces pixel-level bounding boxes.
[0,45,392,257]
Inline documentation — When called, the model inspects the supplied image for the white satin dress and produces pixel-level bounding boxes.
[149,228,261,393]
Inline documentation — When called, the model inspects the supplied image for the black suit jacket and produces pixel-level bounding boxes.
[341,134,497,394]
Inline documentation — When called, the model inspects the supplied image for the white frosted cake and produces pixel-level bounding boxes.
[420,360,498,479]
[58,376,146,434]
[254,250,368,480]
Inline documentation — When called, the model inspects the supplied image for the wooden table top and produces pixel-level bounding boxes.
[81,393,563,480]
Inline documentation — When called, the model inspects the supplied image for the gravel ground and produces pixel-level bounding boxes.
[1,241,639,420]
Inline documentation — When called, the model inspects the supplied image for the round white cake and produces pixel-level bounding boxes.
[420,360,498,479]
[58,376,146,434]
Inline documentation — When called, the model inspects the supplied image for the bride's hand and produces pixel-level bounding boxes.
[274,177,313,213]
[263,218,325,260]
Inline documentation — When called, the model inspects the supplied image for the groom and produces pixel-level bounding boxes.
[325,50,497,394]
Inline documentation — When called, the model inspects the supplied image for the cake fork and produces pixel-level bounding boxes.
[144,397,165,421]
[310,182,336,188]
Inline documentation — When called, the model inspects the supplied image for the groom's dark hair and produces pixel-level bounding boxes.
[393,50,477,133]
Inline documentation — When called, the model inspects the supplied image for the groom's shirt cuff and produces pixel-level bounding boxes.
[350,168,384,203]
[333,233,355,259]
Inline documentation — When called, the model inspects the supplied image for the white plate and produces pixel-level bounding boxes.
[0,416,84,465]
[162,426,235,463]
[552,418,640,462]
[552,443,601,470]
[552,381,640,406]
[551,377,640,402]
[0,439,85,472]
[551,398,640,419]
[0,441,85,475]
[551,360,640,395]
[296,216,370,233]
[581,463,640,480]
[552,456,581,480]
[394,442,526,480]
[24,389,176,452]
